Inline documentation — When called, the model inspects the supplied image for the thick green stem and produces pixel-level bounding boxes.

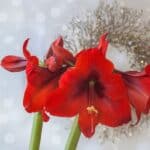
[65,116,81,150]
[29,112,43,150]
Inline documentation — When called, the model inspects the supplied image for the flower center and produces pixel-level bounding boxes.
[89,80,95,87]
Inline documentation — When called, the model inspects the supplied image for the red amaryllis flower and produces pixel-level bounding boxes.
[1,37,75,121]
[46,35,131,137]
[119,65,150,123]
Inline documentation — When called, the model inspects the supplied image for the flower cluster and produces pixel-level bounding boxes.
[1,34,150,137]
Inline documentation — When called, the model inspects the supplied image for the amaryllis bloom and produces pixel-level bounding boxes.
[1,37,75,121]
[119,65,150,122]
[46,34,131,137]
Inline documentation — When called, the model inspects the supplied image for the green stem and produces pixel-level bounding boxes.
[29,112,43,150]
[65,116,81,150]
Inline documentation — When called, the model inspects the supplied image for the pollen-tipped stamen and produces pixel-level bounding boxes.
[87,105,98,115]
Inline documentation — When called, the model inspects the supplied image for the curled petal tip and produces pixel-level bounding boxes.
[24,38,30,47]
[46,36,64,59]
[57,36,63,40]
[98,33,109,56]
[23,38,31,59]
[25,38,30,42]
[103,32,109,37]
[99,32,109,41]
[53,36,64,47]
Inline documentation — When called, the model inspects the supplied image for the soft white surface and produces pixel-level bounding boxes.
[0,0,150,150]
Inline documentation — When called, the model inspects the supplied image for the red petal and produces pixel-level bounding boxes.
[46,68,87,116]
[47,88,87,117]
[119,70,146,77]
[23,76,59,113]
[24,64,63,113]
[75,48,114,77]
[120,70,150,121]
[97,73,131,127]
[53,36,64,47]
[98,33,108,56]
[126,85,149,122]
[1,55,27,72]
[52,44,74,64]
[46,36,64,58]
[79,110,98,137]
[96,96,131,127]
[126,78,150,119]
[102,74,128,101]
[26,60,65,86]
[23,38,32,59]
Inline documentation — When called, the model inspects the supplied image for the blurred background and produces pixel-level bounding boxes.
[0,0,150,149]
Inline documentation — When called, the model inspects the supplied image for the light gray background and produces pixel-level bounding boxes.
[0,0,150,150]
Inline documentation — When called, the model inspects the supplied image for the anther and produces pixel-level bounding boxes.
[87,105,98,115]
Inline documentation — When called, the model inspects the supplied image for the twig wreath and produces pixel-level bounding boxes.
[64,1,150,70]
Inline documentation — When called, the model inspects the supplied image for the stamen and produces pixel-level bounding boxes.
[87,105,98,115]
